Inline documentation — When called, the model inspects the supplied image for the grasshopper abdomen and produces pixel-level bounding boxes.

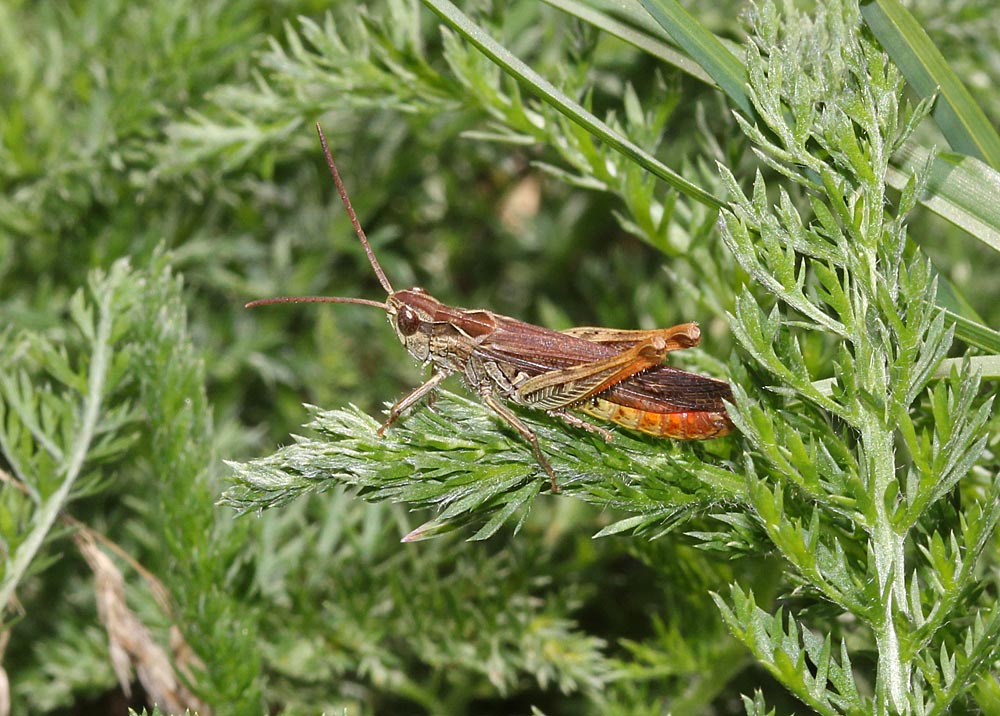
[580,399,733,440]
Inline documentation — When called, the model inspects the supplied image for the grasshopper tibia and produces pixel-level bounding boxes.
[481,393,560,492]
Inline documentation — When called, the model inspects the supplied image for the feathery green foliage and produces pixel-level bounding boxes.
[711,3,998,712]
[1,257,260,711]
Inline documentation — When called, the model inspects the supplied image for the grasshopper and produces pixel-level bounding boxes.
[247,124,734,491]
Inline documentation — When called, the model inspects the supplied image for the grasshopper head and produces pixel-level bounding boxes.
[386,288,442,362]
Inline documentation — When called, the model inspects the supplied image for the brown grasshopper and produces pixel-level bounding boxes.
[247,124,734,491]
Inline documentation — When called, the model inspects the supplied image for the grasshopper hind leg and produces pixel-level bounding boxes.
[481,393,560,492]
[548,409,614,442]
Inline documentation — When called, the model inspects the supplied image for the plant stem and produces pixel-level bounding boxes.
[0,282,114,609]
[866,417,910,715]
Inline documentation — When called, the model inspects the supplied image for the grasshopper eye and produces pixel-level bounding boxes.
[397,305,420,336]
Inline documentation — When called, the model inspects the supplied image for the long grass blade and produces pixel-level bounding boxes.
[893,144,1000,255]
[638,0,752,117]
[421,0,723,209]
[541,0,713,85]
[861,0,1000,168]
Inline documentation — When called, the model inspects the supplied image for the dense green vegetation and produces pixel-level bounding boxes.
[2,0,998,714]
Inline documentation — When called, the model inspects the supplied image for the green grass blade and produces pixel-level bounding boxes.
[944,312,1000,354]
[861,0,1000,168]
[638,0,753,116]
[892,144,1000,255]
[813,355,1000,395]
[422,0,723,209]
[541,0,714,85]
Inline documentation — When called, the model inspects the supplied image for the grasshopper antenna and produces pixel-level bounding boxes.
[316,123,394,296]
[244,295,387,309]
[245,125,394,311]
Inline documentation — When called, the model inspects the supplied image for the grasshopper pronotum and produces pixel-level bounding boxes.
[248,125,734,490]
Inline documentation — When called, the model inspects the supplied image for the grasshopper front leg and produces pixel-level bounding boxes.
[378,371,449,436]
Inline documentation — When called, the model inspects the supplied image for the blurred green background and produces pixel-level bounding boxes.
[2,0,999,713]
